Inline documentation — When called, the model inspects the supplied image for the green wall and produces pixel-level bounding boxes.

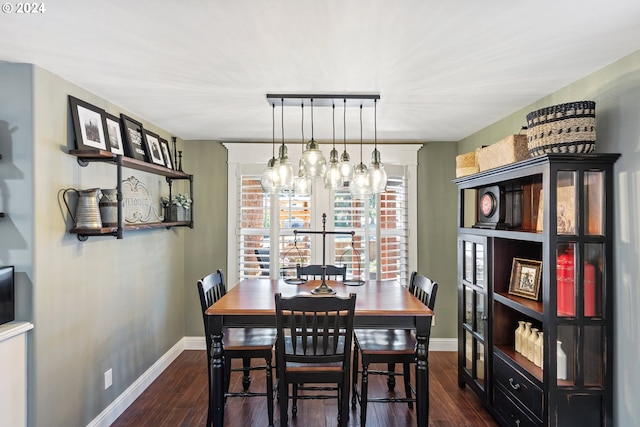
[459,50,640,426]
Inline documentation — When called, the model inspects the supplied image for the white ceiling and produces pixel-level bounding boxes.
[2,0,640,143]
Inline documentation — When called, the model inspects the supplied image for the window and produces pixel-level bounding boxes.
[225,143,419,287]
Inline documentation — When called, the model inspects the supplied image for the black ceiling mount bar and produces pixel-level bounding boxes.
[266,93,380,108]
[294,213,355,295]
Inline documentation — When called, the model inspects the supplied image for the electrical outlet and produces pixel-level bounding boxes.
[104,369,112,390]
[431,315,436,327]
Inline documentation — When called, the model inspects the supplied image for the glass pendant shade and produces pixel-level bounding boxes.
[294,159,312,195]
[324,148,342,189]
[350,162,370,199]
[302,139,326,177]
[340,151,354,182]
[261,157,279,193]
[368,148,388,193]
[276,144,294,190]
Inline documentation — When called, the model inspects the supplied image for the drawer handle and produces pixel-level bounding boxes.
[508,377,521,390]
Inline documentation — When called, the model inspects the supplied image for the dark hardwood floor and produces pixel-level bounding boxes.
[112,351,498,427]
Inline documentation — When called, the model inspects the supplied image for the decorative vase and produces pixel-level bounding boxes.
[515,321,525,354]
[534,332,544,368]
[99,188,118,227]
[521,322,532,358]
[527,328,538,362]
[557,340,567,380]
[557,246,597,317]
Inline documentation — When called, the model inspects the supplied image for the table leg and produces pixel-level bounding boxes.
[415,316,430,426]
[209,315,225,427]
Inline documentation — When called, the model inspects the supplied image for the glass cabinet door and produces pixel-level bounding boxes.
[460,235,488,393]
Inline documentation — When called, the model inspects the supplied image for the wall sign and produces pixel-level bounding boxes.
[122,176,161,224]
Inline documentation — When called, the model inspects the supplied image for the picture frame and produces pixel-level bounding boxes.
[508,258,542,300]
[143,129,165,166]
[103,112,125,155]
[120,114,147,162]
[68,96,108,151]
[159,138,173,169]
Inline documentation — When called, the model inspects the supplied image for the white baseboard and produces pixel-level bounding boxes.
[86,339,185,427]
[88,335,457,426]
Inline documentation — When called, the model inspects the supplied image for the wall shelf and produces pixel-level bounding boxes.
[68,149,193,240]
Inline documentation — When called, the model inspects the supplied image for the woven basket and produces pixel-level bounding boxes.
[525,101,596,157]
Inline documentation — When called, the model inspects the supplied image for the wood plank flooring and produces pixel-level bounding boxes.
[112,351,498,427]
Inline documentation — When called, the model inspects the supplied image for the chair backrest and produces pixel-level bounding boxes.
[297,264,347,281]
[408,271,438,310]
[197,269,226,318]
[275,293,356,367]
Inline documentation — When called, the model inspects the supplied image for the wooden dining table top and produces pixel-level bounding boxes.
[206,278,434,317]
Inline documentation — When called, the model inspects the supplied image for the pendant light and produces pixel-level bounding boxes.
[350,104,371,199]
[301,98,326,177]
[275,98,294,191]
[339,98,354,184]
[260,103,279,193]
[294,103,312,195]
[367,99,387,193]
[324,104,342,189]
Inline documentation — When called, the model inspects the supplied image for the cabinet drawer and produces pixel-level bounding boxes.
[494,354,543,419]
[494,384,542,427]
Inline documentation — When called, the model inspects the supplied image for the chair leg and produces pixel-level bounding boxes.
[242,357,251,391]
[224,358,231,396]
[351,344,359,407]
[360,361,369,427]
[387,362,396,391]
[292,384,298,416]
[266,356,274,427]
[403,362,413,410]
[339,382,350,427]
[279,379,288,427]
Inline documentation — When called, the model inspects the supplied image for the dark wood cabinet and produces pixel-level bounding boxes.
[69,149,193,240]
[454,153,619,427]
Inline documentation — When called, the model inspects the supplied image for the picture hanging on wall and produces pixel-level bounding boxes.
[143,129,166,166]
[68,96,108,151]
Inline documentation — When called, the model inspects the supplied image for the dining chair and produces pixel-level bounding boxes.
[351,271,438,426]
[274,292,356,427]
[296,264,346,281]
[197,269,276,427]
[254,248,270,276]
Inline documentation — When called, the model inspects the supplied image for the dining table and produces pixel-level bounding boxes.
[205,277,434,426]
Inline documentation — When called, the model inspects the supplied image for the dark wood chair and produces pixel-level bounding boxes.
[274,292,356,427]
[296,264,346,281]
[197,269,276,427]
[351,271,438,426]
[255,248,270,276]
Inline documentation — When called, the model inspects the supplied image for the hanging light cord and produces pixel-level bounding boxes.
[343,99,347,150]
[359,104,363,162]
[301,103,305,152]
[374,99,377,150]
[310,98,314,140]
[281,98,285,145]
[332,104,336,149]
[272,103,275,158]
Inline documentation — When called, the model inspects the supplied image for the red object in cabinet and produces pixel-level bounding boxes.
[557,247,596,317]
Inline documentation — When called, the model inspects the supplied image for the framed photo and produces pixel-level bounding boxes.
[143,129,165,166]
[69,96,107,150]
[103,112,125,155]
[159,138,173,169]
[120,114,147,162]
[557,185,576,235]
[508,258,542,300]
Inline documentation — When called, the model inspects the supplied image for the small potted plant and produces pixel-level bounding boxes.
[160,193,192,222]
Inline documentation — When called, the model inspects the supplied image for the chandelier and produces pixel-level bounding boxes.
[263,94,384,196]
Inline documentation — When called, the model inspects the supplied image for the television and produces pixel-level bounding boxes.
[0,266,15,326]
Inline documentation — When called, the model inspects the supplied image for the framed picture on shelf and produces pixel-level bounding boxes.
[68,96,108,151]
[120,114,147,162]
[508,258,542,300]
[557,185,576,234]
[103,112,125,155]
[159,138,173,169]
[143,130,165,166]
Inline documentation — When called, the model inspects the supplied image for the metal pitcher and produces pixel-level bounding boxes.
[63,188,103,229]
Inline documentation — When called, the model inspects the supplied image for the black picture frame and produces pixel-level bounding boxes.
[143,129,165,166]
[69,96,108,151]
[120,114,147,162]
[159,138,173,169]
[103,112,125,156]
